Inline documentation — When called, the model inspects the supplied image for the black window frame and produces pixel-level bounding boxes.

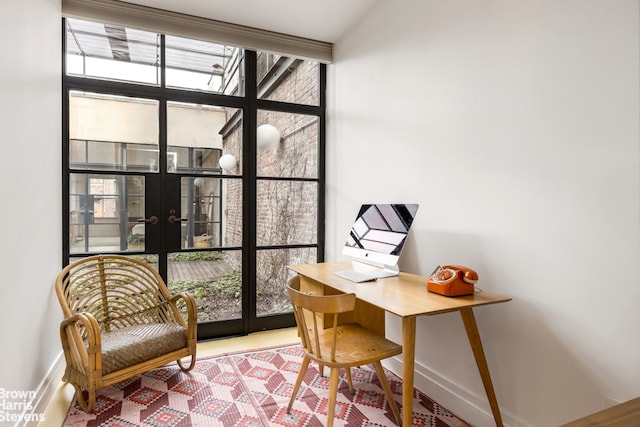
[61,17,326,338]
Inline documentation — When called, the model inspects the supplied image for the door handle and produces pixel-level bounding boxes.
[168,209,188,224]
[137,216,158,225]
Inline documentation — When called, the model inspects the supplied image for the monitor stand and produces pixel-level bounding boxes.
[351,260,400,278]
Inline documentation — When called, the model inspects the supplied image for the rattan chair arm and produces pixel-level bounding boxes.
[169,292,198,337]
[59,312,102,375]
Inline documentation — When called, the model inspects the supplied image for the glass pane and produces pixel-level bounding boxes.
[181,177,242,249]
[69,92,159,172]
[257,52,319,106]
[167,102,241,175]
[256,180,317,246]
[256,247,317,317]
[167,250,242,322]
[65,18,160,85]
[166,36,244,96]
[256,110,318,178]
[70,174,146,254]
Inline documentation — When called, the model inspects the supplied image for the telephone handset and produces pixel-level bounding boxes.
[427,265,478,296]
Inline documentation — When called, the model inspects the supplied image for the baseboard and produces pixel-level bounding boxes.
[384,355,510,427]
[15,352,65,427]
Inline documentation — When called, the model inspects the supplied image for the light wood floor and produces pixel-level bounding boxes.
[38,327,298,427]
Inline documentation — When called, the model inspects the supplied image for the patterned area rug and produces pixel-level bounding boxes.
[62,344,470,427]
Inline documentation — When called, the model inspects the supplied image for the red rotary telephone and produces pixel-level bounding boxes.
[427,265,478,296]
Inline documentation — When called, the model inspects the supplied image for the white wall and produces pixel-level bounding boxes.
[328,1,640,426]
[0,0,62,421]
[2,0,638,426]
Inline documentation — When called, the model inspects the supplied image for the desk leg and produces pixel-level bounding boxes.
[460,308,504,427]
[402,316,416,427]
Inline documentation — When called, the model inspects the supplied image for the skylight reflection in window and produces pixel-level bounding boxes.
[65,18,160,85]
[165,35,243,95]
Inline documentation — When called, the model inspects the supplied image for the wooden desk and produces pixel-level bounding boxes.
[288,261,511,427]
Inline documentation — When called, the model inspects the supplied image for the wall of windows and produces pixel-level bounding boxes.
[63,17,325,338]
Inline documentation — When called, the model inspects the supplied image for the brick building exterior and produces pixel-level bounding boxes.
[219,52,321,314]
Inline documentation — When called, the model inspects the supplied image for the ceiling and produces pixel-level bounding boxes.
[120,0,379,43]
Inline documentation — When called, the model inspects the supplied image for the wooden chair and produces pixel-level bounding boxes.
[55,255,197,412]
[286,276,403,426]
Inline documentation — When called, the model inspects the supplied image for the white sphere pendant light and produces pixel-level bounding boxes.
[256,124,281,150]
[219,154,237,171]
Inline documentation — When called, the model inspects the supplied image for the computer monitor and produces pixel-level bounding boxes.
[342,203,419,273]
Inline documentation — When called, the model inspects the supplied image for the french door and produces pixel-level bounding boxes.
[62,18,325,340]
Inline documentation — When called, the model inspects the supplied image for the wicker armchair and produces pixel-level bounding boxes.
[55,255,197,412]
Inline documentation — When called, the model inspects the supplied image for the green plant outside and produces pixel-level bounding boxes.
[168,268,242,322]
[129,251,221,264]
[169,268,241,299]
[127,252,286,321]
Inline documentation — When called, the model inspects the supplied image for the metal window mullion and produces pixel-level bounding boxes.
[244,50,258,334]
[317,63,326,262]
